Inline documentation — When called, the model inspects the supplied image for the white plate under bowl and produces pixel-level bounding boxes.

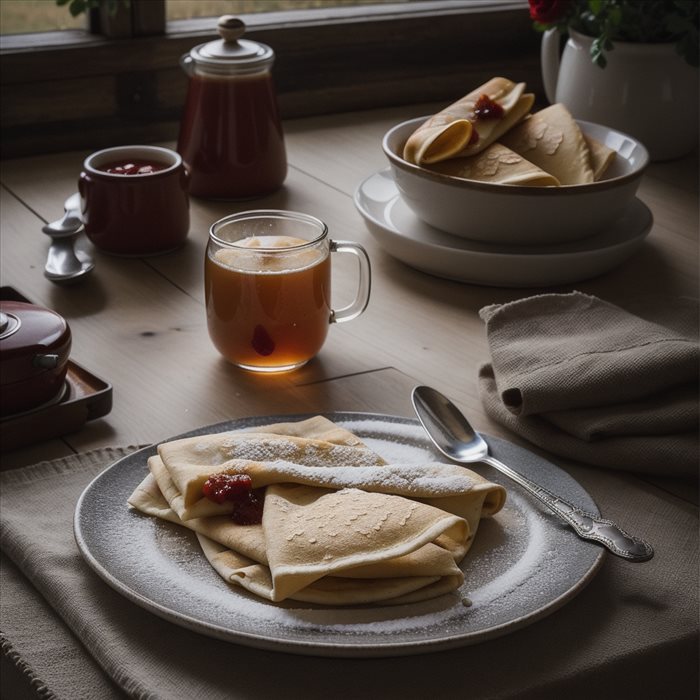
[74,412,604,658]
[355,169,652,287]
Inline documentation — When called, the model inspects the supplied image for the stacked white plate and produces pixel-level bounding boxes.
[354,169,652,287]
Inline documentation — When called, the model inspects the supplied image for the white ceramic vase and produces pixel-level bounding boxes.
[541,28,699,161]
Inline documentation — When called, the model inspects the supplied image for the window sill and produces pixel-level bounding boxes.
[0,1,540,158]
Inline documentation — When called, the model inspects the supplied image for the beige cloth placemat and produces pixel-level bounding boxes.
[1,553,126,700]
[1,448,698,700]
[479,293,699,476]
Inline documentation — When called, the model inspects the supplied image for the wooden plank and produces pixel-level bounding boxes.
[0,60,542,157]
[1,9,537,85]
[0,173,387,458]
[2,76,117,126]
[1,103,697,465]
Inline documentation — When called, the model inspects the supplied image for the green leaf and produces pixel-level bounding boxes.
[608,6,622,27]
[589,0,603,15]
[68,0,87,17]
[531,0,699,67]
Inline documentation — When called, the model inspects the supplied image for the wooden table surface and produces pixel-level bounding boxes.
[1,103,698,699]
[2,102,697,469]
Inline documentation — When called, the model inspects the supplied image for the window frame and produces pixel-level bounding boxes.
[1,0,540,158]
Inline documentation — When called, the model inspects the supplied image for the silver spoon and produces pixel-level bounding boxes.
[42,192,83,237]
[42,194,94,282]
[411,385,654,562]
[44,234,94,283]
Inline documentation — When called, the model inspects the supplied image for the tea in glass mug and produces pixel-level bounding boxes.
[205,210,371,372]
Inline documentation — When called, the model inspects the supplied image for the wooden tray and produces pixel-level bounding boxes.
[0,287,113,452]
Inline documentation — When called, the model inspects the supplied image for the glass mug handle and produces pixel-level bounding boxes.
[329,240,371,324]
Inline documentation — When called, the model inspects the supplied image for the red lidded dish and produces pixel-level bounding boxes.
[0,301,72,417]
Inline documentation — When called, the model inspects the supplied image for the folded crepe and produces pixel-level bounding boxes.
[128,416,506,606]
[584,135,617,181]
[499,103,595,185]
[428,142,560,187]
[403,77,535,165]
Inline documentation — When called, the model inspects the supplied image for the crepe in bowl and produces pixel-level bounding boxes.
[499,103,597,185]
[128,416,506,606]
[428,142,560,187]
[403,77,535,165]
[584,135,617,181]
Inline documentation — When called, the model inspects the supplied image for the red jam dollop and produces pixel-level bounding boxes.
[202,473,264,524]
[100,160,168,175]
[230,488,265,525]
[473,94,504,120]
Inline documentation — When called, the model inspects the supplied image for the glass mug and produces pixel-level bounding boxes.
[205,210,371,372]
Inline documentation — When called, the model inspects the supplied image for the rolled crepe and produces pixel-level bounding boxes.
[584,135,617,181]
[499,103,595,185]
[403,77,535,165]
[128,416,506,606]
[428,142,560,186]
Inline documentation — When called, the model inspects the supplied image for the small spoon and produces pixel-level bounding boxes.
[411,385,654,562]
[44,235,94,283]
[42,192,83,237]
[42,194,94,282]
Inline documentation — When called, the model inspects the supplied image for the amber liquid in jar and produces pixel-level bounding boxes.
[205,236,331,371]
[177,72,287,199]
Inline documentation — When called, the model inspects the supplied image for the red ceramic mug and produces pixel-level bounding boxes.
[79,145,190,256]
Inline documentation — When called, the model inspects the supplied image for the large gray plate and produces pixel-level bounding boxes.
[74,413,604,657]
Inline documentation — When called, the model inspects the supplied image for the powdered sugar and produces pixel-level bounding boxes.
[218,435,382,468]
[263,460,478,496]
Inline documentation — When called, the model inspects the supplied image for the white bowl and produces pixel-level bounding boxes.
[382,116,649,245]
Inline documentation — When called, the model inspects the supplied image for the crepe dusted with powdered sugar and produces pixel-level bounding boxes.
[499,103,598,185]
[128,416,505,606]
[429,142,561,187]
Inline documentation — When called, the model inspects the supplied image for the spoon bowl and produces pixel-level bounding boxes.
[44,236,94,283]
[411,385,653,562]
[42,193,83,237]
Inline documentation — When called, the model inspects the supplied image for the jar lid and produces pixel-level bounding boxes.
[188,16,274,75]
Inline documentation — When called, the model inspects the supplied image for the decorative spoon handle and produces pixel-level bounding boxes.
[483,455,653,562]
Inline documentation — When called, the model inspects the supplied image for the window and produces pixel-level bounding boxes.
[0,0,413,35]
[0,1,85,34]
[166,1,411,22]
[0,1,539,158]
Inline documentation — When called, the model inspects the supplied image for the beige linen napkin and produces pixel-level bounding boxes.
[478,292,699,476]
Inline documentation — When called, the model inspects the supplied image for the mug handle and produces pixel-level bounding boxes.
[329,240,371,324]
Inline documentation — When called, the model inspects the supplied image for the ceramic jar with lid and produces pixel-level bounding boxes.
[177,16,288,199]
[0,301,72,417]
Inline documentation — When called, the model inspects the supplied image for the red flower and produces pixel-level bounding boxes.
[529,0,570,24]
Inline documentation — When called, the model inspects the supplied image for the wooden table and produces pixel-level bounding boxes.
[1,104,698,699]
